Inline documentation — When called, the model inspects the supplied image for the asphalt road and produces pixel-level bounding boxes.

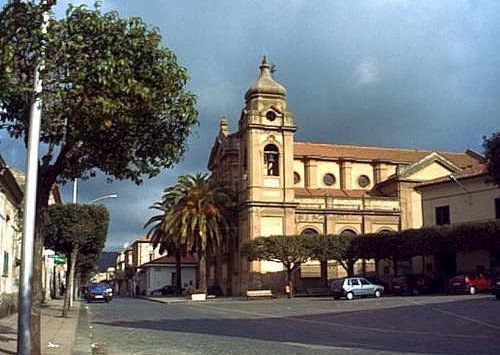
[86,294,500,355]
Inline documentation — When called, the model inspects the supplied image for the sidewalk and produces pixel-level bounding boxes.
[0,298,90,355]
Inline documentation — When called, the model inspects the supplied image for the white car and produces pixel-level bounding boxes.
[331,277,384,300]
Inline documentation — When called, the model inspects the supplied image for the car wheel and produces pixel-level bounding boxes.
[346,292,354,300]
[469,286,477,295]
[374,290,382,298]
[496,295,500,300]
[411,288,419,296]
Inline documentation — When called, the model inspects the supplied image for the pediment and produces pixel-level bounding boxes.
[397,152,461,181]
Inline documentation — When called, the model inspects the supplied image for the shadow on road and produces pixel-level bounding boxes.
[92,296,500,355]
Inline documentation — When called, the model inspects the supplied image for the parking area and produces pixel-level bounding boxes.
[89,293,500,354]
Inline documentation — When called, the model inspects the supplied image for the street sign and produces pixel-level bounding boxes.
[48,254,66,264]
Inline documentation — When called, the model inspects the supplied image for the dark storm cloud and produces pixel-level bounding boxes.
[1,0,499,250]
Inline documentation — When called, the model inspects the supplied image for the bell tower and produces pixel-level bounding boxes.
[236,57,297,293]
[238,56,296,205]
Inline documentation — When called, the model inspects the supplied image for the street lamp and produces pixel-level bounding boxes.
[87,193,118,204]
[448,174,472,205]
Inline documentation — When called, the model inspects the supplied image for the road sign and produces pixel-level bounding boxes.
[49,254,66,264]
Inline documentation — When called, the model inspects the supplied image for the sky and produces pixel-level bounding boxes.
[1,0,499,251]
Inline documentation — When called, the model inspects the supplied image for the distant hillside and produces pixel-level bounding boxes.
[96,251,117,272]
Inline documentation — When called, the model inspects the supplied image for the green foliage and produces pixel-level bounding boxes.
[483,132,500,185]
[0,1,198,190]
[42,203,109,264]
[241,234,312,272]
[241,221,500,279]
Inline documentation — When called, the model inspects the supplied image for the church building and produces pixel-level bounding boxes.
[207,58,483,296]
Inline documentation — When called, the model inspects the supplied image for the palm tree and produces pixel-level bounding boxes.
[174,173,231,292]
[146,173,231,293]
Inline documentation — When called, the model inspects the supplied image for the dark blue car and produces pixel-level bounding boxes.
[86,283,111,303]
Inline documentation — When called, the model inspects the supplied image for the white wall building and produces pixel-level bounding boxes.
[417,167,500,276]
[0,158,23,314]
[136,255,197,295]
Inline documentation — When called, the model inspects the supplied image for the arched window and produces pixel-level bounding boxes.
[264,144,279,176]
[301,228,319,236]
[377,228,393,234]
[340,229,357,237]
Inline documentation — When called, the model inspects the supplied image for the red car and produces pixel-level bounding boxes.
[446,274,491,295]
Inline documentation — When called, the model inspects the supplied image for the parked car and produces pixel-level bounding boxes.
[96,282,113,300]
[391,274,436,295]
[362,275,390,292]
[491,276,500,300]
[151,285,177,296]
[86,283,111,302]
[331,277,384,300]
[446,273,491,295]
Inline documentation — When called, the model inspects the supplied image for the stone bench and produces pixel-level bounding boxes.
[246,289,275,300]
[306,287,330,296]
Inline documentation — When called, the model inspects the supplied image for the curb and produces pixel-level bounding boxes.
[137,296,188,304]
[71,302,92,355]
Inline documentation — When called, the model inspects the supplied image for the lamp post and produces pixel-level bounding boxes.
[17,6,49,355]
[88,193,118,204]
[448,174,472,205]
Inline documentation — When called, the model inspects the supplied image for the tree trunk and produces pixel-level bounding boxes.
[31,230,43,355]
[51,264,57,299]
[286,267,293,299]
[320,259,328,287]
[175,250,182,295]
[393,257,399,277]
[28,164,61,355]
[215,248,223,291]
[198,251,207,292]
[63,246,78,317]
[347,259,355,277]
[73,271,80,301]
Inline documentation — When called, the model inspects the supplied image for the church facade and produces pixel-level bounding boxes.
[207,58,483,296]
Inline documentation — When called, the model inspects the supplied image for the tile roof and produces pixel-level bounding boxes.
[134,235,153,243]
[416,165,488,188]
[143,254,197,266]
[294,141,481,168]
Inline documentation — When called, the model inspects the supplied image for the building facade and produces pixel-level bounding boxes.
[0,156,23,316]
[136,254,197,296]
[417,168,500,276]
[207,58,484,295]
[114,235,200,296]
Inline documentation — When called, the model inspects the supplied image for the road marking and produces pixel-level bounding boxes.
[403,298,500,331]
[282,342,425,354]
[192,303,498,340]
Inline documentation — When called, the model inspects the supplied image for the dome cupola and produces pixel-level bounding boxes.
[245,56,286,102]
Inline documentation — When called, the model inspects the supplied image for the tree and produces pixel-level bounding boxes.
[483,132,500,185]
[306,234,337,287]
[148,173,231,293]
[241,234,312,298]
[42,203,109,317]
[0,2,197,351]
